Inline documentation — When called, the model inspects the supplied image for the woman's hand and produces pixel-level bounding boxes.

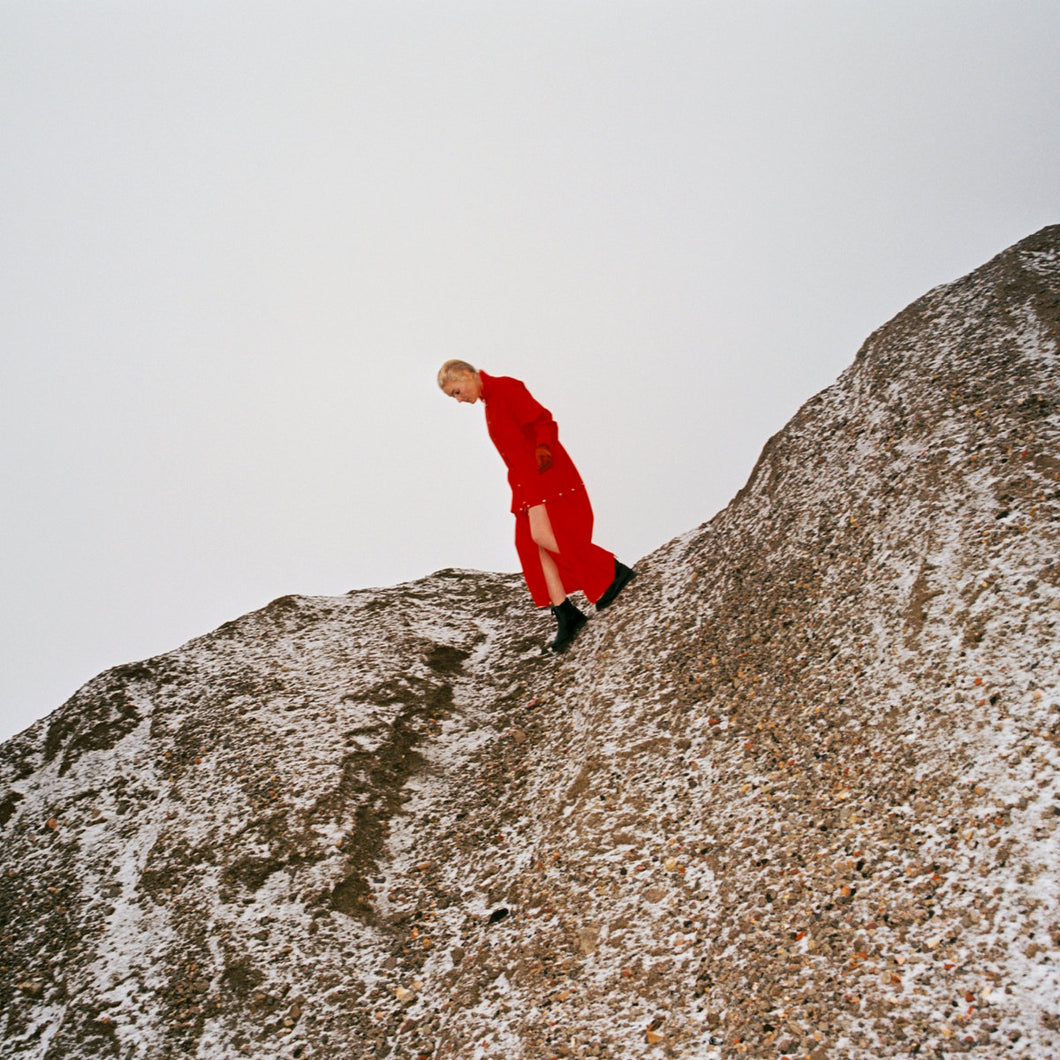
[535,444,553,472]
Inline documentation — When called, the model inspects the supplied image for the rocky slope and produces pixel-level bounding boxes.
[2,226,1059,1060]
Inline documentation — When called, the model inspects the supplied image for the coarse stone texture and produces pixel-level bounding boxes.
[2,226,1059,1059]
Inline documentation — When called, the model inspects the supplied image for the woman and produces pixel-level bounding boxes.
[438,359,635,652]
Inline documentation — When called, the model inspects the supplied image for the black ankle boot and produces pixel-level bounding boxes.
[595,560,636,611]
[550,598,587,653]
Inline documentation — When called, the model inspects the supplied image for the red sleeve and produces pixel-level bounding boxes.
[505,379,559,448]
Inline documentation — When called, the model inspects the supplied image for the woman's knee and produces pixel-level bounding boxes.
[530,526,555,550]
[528,506,559,552]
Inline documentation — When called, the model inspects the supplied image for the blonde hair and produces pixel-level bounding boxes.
[437,359,477,388]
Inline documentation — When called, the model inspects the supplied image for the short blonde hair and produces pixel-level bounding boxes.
[437,359,477,388]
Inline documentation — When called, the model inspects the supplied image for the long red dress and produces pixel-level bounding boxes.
[479,371,616,607]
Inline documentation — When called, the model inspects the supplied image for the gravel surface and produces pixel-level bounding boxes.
[2,225,1058,1059]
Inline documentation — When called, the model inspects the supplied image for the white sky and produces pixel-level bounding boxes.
[2,1,1058,742]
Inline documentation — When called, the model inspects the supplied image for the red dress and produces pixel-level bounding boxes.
[479,371,616,607]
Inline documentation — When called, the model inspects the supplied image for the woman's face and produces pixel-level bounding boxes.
[444,371,482,404]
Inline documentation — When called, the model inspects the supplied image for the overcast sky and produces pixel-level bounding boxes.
[2,1,1057,742]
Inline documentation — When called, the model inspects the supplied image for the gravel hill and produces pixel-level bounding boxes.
[2,226,1059,1059]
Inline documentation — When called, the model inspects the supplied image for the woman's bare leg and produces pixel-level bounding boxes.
[536,546,567,606]
[527,504,559,552]
[528,504,566,606]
